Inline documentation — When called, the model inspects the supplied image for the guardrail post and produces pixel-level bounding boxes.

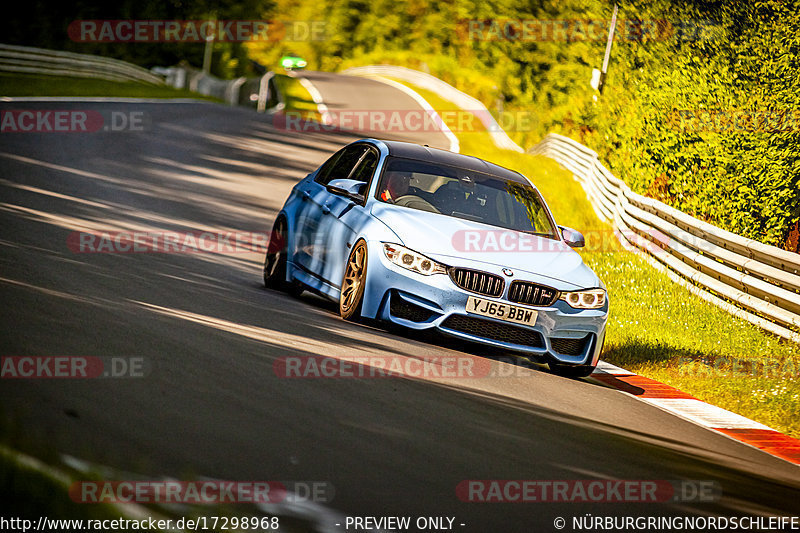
[173,68,186,89]
[529,134,800,343]
[257,72,275,113]
[227,77,246,106]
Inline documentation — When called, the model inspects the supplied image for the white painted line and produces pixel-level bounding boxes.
[363,75,460,154]
[593,361,635,375]
[294,76,332,125]
[345,65,522,152]
[641,398,774,431]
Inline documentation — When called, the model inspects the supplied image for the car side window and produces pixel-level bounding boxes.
[315,145,367,186]
[314,148,345,185]
[350,148,378,184]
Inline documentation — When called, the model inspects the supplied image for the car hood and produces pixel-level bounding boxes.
[371,204,600,289]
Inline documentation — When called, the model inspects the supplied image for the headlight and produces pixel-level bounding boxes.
[559,288,606,309]
[382,243,447,276]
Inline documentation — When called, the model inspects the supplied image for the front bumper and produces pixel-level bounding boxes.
[362,241,608,367]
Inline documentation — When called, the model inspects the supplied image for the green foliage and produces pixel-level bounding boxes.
[6,0,274,78]
[586,0,800,247]
[256,0,800,249]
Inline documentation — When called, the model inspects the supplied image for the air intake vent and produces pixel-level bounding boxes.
[390,295,435,322]
[550,335,592,356]
[441,315,544,348]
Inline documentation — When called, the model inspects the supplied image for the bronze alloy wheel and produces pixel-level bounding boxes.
[339,240,367,320]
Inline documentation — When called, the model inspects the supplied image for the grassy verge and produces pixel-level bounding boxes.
[0,444,127,521]
[0,73,222,101]
[0,443,302,531]
[387,78,800,438]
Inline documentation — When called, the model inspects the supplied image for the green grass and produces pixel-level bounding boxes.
[0,73,221,101]
[0,444,126,521]
[0,442,294,530]
[392,79,800,438]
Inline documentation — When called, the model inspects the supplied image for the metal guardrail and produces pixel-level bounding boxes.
[157,65,274,109]
[531,133,800,343]
[343,65,523,153]
[0,43,164,85]
[0,43,276,109]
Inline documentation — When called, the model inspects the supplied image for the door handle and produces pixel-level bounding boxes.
[301,191,311,200]
[321,205,332,215]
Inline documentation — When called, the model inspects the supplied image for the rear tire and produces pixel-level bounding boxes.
[264,218,291,291]
[339,240,368,321]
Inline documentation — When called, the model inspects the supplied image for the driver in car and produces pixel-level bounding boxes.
[380,172,411,203]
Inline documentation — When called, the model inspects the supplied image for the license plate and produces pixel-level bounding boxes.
[466,296,537,326]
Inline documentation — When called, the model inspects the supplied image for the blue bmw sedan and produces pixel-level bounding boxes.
[264,139,608,377]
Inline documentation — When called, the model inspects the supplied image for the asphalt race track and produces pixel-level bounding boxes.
[296,71,454,150]
[1,78,799,531]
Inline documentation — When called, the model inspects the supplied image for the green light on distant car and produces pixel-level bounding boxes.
[280,56,307,70]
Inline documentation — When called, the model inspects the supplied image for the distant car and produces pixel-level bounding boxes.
[280,55,307,70]
[264,139,608,377]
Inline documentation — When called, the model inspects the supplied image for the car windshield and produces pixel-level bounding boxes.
[376,156,558,238]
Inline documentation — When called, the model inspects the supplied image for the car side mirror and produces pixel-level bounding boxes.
[326,179,366,203]
[559,226,585,248]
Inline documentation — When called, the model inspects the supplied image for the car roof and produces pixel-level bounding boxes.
[372,139,529,185]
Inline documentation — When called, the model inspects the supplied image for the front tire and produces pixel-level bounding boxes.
[339,240,368,321]
[550,363,596,378]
